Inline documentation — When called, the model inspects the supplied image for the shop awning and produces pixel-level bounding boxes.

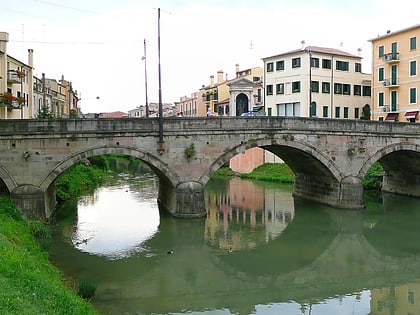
[404,111,418,119]
[385,113,398,121]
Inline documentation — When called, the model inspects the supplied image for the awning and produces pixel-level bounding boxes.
[385,113,398,121]
[404,111,418,119]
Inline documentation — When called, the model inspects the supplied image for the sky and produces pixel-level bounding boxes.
[1,0,418,114]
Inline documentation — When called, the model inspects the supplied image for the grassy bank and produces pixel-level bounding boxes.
[216,162,384,189]
[0,196,99,314]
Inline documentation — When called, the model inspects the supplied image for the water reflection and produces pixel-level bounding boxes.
[71,173,160,259]
[48,171,420,315]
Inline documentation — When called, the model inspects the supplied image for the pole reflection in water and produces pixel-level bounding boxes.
[49,171,420,315]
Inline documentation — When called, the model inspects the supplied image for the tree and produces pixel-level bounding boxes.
[360,104,371,120]
[36,104,55,119]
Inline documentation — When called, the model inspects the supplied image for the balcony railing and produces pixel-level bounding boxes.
[383,52,399,63]
[383,78,399,87]
[7,71,21,84]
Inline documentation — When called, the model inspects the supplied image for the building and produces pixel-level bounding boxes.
[369,24,420,122]
[0,32,34,119]
[128,102,177,118]
[200,64,263,116]
[174,91,203,117]
[263,45,371,119]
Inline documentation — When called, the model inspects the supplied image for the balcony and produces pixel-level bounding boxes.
[383,78,399,87]
[383,52,399,63]
[7,71,21,84]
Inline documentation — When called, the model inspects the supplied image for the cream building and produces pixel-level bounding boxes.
[0,32,34,119]
[263,45,371,119]
[369,24,420,122]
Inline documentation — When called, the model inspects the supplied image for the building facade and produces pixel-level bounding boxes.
[263,46,372,119]
[369,24,420,122]
[0,32,34,119]
[200,64,263,117]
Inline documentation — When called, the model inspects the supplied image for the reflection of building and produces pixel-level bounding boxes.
[370,281,420,315]
[205,178,295,250]
[369,24,420,122]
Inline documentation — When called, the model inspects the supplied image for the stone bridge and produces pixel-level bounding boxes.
[0,117,419,219]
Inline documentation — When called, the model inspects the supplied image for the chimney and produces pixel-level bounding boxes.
[210,75,214,87]
[28,49,34,68]
[0,32,8,53]
[236,63,240,74]
[217,70,224,83]
[357,48,362,57]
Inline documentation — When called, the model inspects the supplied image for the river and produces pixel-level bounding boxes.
[48,167,420,315]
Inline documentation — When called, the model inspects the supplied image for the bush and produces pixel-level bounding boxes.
[77,279,97,300]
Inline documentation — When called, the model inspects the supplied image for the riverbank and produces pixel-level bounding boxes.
[0,196,99,314]
[215,162,383,189]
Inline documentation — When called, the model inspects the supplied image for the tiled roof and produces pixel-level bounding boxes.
[99,111,128,118]
[263,46,360,60]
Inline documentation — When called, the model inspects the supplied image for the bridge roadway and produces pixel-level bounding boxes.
[0,117,419,219]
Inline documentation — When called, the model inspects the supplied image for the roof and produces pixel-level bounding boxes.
[262,46,360,60]
[368,23,420,42]
[98,111,128,118]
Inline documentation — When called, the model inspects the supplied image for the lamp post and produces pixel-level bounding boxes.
[141,39,149,118]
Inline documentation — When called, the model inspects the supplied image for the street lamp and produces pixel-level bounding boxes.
[157,7,164,154]
[141,38,149,118]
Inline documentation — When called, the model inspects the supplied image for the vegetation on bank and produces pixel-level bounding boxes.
[0,154,142,314]
[215,162,384,189]
[0,196,99,314]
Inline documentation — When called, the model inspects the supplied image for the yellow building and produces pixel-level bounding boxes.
[369,24,420,122]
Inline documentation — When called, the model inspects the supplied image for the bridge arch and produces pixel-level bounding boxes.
[0,163,18,193]
[358,142,420,196]
[199,137,344,186]
[39,145,180,191]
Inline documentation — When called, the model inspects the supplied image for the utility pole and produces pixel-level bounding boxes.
[157,7,164,154]
[143,38,149,118]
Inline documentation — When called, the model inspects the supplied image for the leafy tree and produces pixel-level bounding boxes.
[36,104,55,119]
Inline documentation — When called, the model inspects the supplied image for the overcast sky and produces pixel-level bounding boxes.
[1,0,418,113]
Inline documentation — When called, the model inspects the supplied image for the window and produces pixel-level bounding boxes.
[343,84,351,95]
[344,107,349,118]
[354,85,361,96]
[311,81,319,93]
[379,46,384,57]
[363,86,371,97]
[276,83,284,94]
[354,108,360,119]
[336,60,349,71]
[277,102,301,117]
[335,107,340,118]
[292,81,300,93]
[334,83,343,94]
[378,68,384,81]
[311,57,319,68]
[355,63,362,73]
[378,92,384,106]
[410,87,417,104]
[276,60,284,71]
[266,84,273,95]
[266,62,274,72]
[410,37,417,50]
[322,82,330,93]
[410,60,417,76]
[322,106,328,117]
[322,59,331,69]
[292,57,301,68]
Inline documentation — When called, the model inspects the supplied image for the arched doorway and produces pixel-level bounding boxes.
[236,93,248,116]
